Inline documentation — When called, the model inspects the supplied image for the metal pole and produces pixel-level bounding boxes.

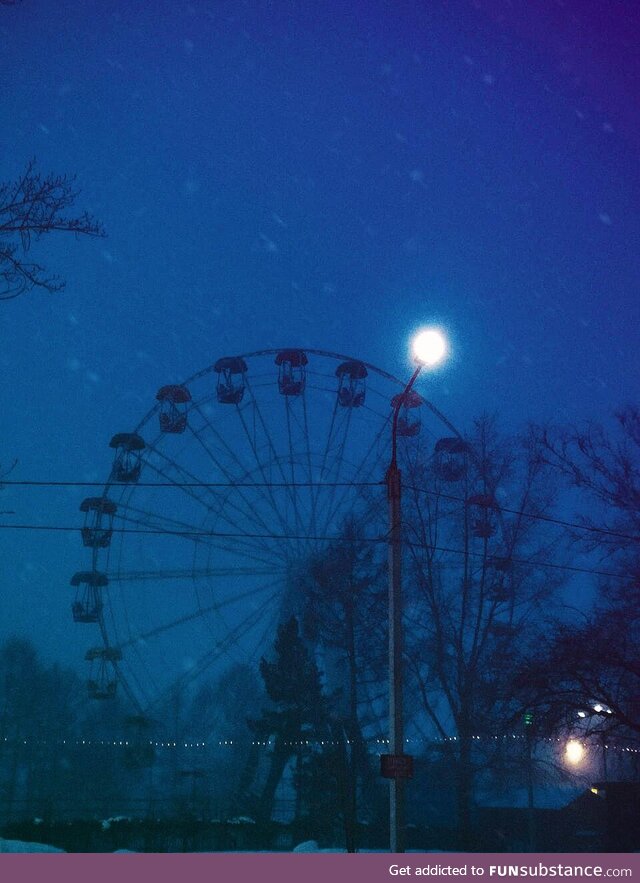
[525,725,535,852]
[387,458,404,852]
[387,365,421,854]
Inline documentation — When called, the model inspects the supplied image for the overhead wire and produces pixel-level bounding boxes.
[404,483,639,544]
[0,519,632,581]
[2,477,639,543]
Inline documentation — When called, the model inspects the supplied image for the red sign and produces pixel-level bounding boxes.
[380,753,414,779]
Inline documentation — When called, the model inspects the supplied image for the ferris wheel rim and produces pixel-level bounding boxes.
[78,347,466,717]
[121,347,464,444]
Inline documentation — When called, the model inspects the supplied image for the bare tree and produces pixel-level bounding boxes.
[540,407,640,563]
[403,417,563,846]
[0,159,105,300]
[516,606,640,746]
[301,517,387,840]
[518,410,640,753]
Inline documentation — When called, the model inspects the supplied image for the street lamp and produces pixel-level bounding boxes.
[385,327,448,853]
[412,328,448,367]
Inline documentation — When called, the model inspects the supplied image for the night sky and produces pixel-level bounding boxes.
[0,0,638,677]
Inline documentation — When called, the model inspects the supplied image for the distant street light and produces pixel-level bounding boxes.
[385,328,448,853]
[576,702,614,780]
[578,702,612,718]
[592,704,612,715]
[565,739,586,766]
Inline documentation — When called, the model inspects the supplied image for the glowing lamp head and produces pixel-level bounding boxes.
[565,739,586,765]
[412,328,448,368]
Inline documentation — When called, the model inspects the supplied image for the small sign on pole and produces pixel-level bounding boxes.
[380,753,414,779]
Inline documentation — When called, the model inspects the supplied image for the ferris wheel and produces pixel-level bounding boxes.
[71,348,467,717]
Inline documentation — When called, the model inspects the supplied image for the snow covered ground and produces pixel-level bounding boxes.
[0,836,445,853]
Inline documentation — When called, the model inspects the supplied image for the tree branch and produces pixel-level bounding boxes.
[0,159,105,300]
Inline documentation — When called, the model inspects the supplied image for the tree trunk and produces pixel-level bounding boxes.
[257,740,291,824]
[345,599,359,851]
[457,729,474,849]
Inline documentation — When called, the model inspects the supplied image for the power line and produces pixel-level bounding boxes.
[1,479,382,488]
[405,483,640,544]
[3,478,638,544]
[0,520,631,581]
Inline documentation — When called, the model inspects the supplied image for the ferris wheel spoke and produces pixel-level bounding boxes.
[93,610,147,713]
[140,448,221,513]
[111,504,214,546]
[243,377,301,534]
[317,394,340,482]
[195,536,286,568]
[286,389,318,557]
[193,575,283,647]
[144,444,274,552]
[146,586,281,717]
[189,401,290,538]
[114,578,283,653]
[192,572,285,648]
[284,397,305,557]
[118,578,284,715]
[196,585,280,670]
[308,388,343,552]
[113,502,285,566]
[314,405,355,538]
[234,404,298,549]
[288,394,319,552]
[301,392,319,551]
[113,658,150,715]
[108,566,285,583]
[204,509,289,561]
[320,411,390,535]
[101,601,162,713]
[134,452,278,551]
[185,420,283,546]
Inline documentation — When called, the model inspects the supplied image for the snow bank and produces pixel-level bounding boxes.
[0,837,65,853]
[293,840,320,852]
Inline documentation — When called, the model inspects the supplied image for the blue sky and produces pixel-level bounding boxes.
[0,0,638,672]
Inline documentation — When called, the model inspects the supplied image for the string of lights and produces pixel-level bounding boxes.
[2,734,638,753]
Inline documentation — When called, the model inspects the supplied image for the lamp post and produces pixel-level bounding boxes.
[385,329,447,853]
